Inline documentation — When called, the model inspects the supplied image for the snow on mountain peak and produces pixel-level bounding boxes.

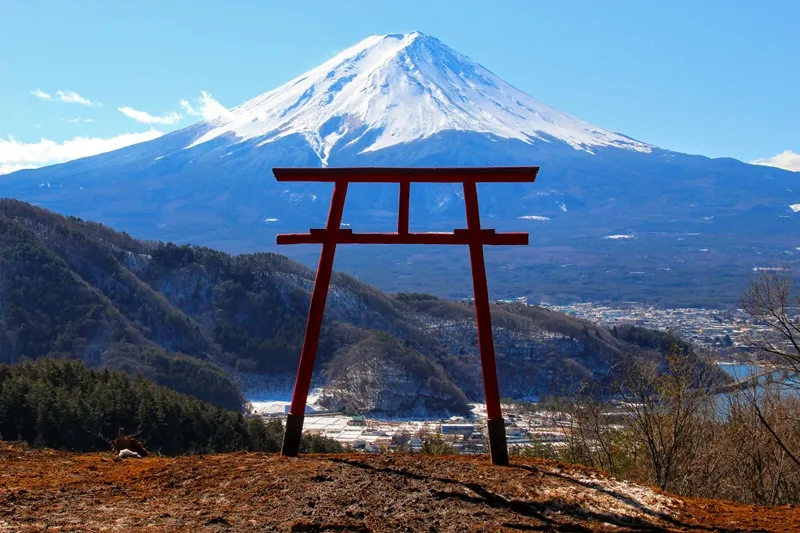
[188,32,651,163]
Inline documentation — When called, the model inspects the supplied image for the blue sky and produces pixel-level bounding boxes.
[1,0,798,173]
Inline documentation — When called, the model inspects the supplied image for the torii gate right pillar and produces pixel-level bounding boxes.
[463,180,508,466]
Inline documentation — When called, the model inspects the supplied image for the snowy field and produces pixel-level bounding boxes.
[246,391,491,445]
[300,416,443,445]
[246,388,324,415]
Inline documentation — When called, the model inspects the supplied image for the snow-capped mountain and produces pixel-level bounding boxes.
[189,32,650,164]
[2,32,798,305]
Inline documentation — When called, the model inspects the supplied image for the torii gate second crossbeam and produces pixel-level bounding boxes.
[274,166,539,466]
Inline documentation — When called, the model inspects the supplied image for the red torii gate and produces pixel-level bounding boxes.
[274,167,539,466]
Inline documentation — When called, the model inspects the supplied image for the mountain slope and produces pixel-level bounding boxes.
[0,200,679,413]
[2,32,797,306]
[0,202,244,410]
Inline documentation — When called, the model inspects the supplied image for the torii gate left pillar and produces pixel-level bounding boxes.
[274,167,539,466]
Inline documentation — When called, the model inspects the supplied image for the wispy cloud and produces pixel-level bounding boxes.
[61,117,95,125]
[0,130,163,175]
[179,99,197,115]
[57,90,97,106]
[118,106,183,125]
[181,91,232,121]
[30,88,99,106]
[750,150,800,172]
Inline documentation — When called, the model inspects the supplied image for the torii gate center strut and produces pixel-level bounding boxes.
[274,166,539,466]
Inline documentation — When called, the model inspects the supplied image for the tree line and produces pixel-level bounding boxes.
[0,358,342,455]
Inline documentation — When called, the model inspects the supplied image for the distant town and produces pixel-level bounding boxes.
[253,400,573,455]
[533,301,756,352]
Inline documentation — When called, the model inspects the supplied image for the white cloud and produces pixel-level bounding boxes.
[30,88,98,106]
[118,106,183,125]
[750,150,800,172]
[179,99,197,115]
[181,91,232,121]
[0,162,37,175]
[61,117,95,125]
[0,130,163,175]
[56,90,97,106]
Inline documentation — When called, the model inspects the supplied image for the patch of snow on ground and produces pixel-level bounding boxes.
[264,218,279,223]
[790,204,800,213]
[603,234,635,240]
[559,203,568,212]
[518,215,550,221]
[542,465,680,520]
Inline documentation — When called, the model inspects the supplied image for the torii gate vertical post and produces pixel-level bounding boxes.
[274,167,539,466]
[462,180,507,465]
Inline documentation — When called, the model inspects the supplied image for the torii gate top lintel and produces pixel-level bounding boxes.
[273,166,539,183]
[274,166,539,466]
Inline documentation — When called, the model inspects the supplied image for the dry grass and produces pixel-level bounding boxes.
[1,443,799,532]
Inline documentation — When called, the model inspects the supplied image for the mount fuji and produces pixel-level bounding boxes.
[188,32,650,162]
[3,32,798,305]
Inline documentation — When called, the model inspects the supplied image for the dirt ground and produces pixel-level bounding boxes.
[1,444,799,532]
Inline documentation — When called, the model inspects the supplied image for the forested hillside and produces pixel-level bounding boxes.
[0,199,702,414]
[0,358,342,454]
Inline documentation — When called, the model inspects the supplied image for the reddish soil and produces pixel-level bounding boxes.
[1,444,798,532]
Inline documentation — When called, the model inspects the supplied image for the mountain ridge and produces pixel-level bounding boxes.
[0,199,687,413]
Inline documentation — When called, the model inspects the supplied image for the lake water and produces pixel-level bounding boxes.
[715,361,799,412]
[718,362,762,380]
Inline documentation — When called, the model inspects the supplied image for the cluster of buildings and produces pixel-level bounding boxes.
[536,301,758,350]
[261,402,575,453]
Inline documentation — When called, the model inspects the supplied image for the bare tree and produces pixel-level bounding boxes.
[741,269,800,376]
[614,346,717,492]
[740,269,800,470]
[549,391,630,476]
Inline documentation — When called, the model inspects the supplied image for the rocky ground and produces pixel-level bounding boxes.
[1,443,799,532]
